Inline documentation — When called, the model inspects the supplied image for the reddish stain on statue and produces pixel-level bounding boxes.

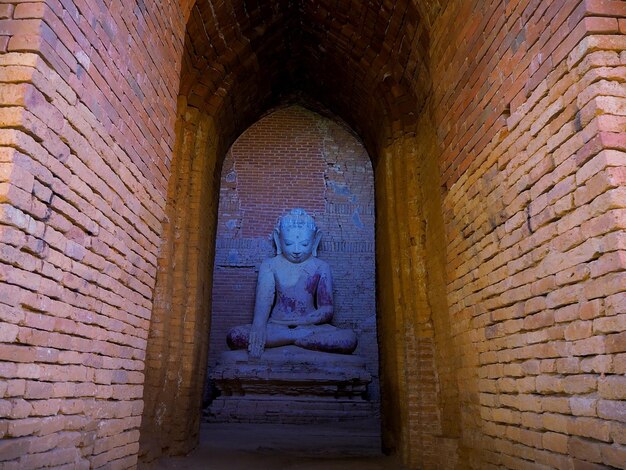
[305,274,320,295]
[278,293,297,312]
[277,293,307,315]
[317,275,333,306]
[227,327,249,349]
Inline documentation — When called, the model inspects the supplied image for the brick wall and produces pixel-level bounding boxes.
[139,99,219,459]
[431,1,626,468]
[375,1,626,468]
[208,105,380,410]
[0,0,185,468]
[375,123,456,466]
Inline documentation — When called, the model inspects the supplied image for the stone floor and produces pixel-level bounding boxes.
[145,420,406,469]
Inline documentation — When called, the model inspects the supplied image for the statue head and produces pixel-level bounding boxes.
[274,209,322,263]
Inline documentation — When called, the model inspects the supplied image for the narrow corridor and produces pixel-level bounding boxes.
[145,420,405,469]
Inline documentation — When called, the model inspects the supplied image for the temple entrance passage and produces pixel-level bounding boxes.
[3,0,624,469]
[138,1,449,466]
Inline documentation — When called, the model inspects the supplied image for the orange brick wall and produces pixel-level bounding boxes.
[375,127,455,466]
[431,0,626,468]
[375,1,626,468]
[139,99,219,459]
[0,0,185,468]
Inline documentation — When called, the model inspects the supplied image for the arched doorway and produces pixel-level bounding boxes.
[140,1,457,468]
[205,104,380,423]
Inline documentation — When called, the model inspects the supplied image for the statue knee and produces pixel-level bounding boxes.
[227,325,250,350]
[295,328,358,354]
[341,330,358,354]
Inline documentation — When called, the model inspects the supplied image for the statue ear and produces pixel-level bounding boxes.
[273,229,282,255]
[313,230,322,257]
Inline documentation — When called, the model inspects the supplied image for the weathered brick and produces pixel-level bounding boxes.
[563,375,598,394]
[572,335,607,356]
[607,331,626,353]
[13,4,47,20]
[598,399,626,423]
[542,432,569,454]
[598,375,626,400]
[569,436,603,463]
[0,436,30,461]
[569,416,612,442]
[565,321,593,341]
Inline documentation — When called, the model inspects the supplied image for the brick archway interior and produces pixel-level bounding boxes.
[140,3,626,469]
[207,105,381,420]
[1,0,620,469]
[138,1,456,465]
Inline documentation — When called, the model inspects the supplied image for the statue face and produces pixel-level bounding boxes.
[279,226,316,263]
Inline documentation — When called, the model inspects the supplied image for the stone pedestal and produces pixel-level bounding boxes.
[206,346,375,423]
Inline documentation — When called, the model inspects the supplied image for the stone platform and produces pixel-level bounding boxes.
[206,346,375,423]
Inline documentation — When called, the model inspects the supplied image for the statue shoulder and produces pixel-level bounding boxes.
[260,257,279,271]
[313,257,331,272]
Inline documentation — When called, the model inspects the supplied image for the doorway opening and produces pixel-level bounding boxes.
[140,1,458,468]
[203,104,380,429]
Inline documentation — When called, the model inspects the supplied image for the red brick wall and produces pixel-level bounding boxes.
[375,1,626,468]
[430,1,626,468]
[139,100,220,459]
[209,105,380,410]
[226,106,326,237]
[0,0,185,468]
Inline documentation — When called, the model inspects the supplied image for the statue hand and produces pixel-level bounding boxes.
[305,308,333,325]
[248,324,266,358]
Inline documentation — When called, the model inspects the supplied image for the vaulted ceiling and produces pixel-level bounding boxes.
[179,0,446,158]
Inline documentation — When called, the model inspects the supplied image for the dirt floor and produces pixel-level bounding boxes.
[144,420,406,469]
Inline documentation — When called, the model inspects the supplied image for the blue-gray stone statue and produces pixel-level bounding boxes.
[227,209,358,357]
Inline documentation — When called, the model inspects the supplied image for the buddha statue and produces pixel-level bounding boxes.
[226,209,358,358]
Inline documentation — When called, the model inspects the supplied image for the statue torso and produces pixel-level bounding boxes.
[267,256,327,323]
